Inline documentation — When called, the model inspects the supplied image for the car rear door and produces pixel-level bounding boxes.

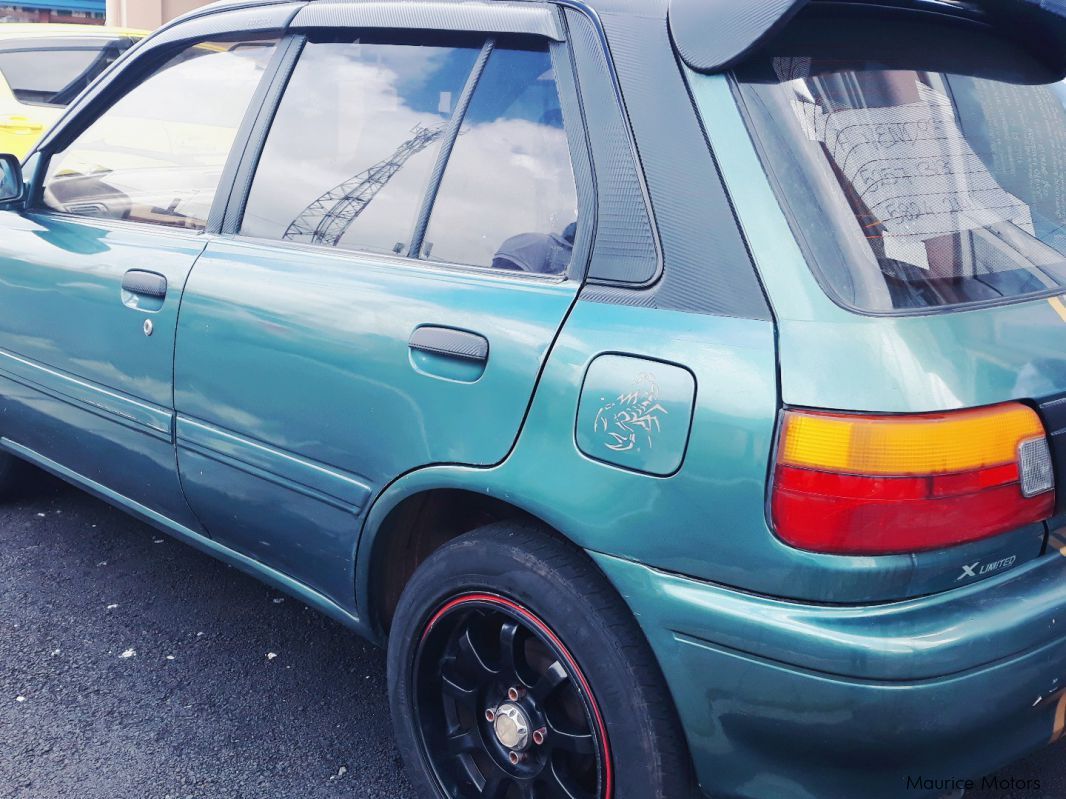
[0,21,284,527]
[172,3,591,604]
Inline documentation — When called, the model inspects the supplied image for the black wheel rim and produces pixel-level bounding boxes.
[413,593,611,799]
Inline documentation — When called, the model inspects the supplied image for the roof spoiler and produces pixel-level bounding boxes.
[670,0,1066,73]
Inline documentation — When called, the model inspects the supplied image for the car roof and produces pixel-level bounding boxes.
[162,0,1066,74]
[0,23,146,39]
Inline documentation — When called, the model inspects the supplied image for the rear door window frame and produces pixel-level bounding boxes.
[219,14,595,284]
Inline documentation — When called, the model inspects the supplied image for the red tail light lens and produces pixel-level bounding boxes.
[771,403,1055,554]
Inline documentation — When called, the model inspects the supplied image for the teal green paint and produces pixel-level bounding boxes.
[121,287,165,313]
[359,296,1044,610]
[0,213,205,530]
[592,549,1066,799]
[352,301,783,601]
[592,548,1066,681]
[576,354,695,476]
[0,213,205,409]
[0,347,171,438]
[408,348,485,383]
[176,416,372,511]
[172,237,577,606]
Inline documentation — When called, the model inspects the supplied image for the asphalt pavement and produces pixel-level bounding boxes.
[0,471,415,799]
[0,471,1063,799]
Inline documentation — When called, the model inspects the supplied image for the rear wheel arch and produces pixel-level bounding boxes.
[364,487,573,637]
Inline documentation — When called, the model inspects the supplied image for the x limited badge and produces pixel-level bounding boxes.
[957,562,979,581]
[954,555,1018,582]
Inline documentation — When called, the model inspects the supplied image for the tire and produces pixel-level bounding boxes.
[0,451,30,501]
[387,520,695,799]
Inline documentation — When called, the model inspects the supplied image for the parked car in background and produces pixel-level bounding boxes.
[0,24,143,158]
[3,1,1066,798]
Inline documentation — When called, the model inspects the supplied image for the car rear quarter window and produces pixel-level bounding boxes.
[0,37,131,107]
[240,35,482,255]
[41,36,279,231]
[733,11,1066,313]
[419,44,577,274]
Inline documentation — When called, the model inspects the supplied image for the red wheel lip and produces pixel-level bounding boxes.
[422,592,614,799]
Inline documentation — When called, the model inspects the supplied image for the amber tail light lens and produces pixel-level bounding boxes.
[771,403,1055,555]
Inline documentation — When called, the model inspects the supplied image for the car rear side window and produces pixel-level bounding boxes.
[733,12,1066,313]
[240,35,482,255]
[41,36,278,231]
[0,38,132,107]
[419,44,577,274]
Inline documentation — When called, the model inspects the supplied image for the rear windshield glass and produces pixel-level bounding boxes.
[734,12,1066,313]
[0,38,129,107]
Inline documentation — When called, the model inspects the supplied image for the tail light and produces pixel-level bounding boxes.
[771,402,1055,554]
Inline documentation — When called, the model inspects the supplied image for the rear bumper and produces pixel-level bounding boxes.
[592,550,1066,799]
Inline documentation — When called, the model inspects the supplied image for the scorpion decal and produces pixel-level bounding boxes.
[593,373,669,453]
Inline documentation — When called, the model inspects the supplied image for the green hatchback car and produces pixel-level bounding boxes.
[2,0,1066,797]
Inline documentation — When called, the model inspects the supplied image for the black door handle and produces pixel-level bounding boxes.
[122,270,167,299]
[409,326,489,362]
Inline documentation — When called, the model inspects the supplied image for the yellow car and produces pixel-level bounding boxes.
[0,24,144,159]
